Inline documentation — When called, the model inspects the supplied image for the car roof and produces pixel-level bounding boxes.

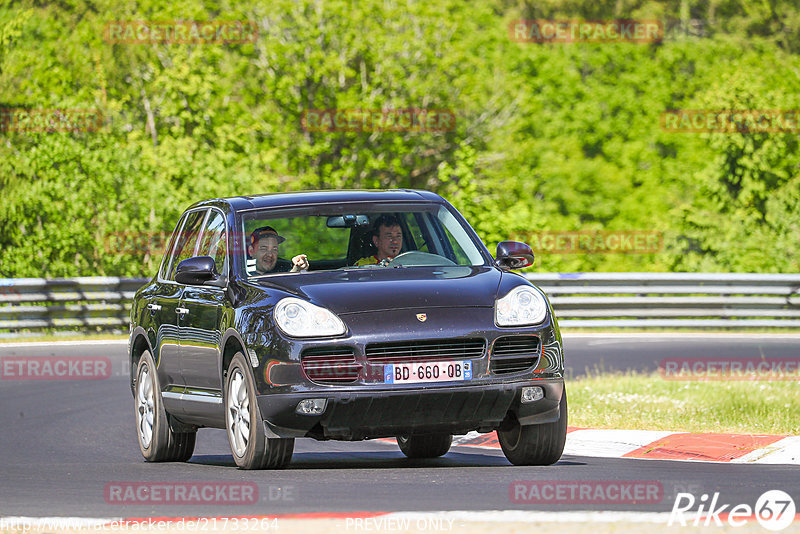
[187,189,446,213]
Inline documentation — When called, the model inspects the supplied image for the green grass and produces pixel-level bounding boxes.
[569,371,800,435]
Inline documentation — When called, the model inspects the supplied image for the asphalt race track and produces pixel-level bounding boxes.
[0,334,798,518]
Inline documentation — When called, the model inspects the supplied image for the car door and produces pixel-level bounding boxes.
[156,208,207,413]
[179,208,228,409]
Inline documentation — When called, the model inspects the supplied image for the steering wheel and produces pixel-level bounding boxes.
[384,251,456,267]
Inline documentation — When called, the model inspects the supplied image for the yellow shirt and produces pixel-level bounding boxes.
[354,255,379,266]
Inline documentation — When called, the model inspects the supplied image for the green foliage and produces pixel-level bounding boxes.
[672,59,800,271]
[0,0,798,277]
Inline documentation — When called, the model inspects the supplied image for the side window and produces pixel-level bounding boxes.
[197,210,227,275]
[165,209,207,280]
[158,217,184,280]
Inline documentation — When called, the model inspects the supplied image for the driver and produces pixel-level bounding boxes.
[248,226,309,274]
[354,215,403,266]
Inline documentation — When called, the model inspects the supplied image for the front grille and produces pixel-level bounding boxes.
[365,338,486,364]
[301,346,361,384]
[490,336,541,374]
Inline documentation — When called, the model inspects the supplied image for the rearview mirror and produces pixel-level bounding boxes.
[495,241,534,270]
[327,214,370,228]
[175,256,220,285]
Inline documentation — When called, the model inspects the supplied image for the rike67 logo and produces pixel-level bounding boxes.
[669,490,796,531]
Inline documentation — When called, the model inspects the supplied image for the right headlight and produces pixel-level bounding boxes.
[495,285,548,326]
[274,297,346,337]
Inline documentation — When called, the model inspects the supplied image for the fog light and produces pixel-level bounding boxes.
[295,398,327,415]
[521,386,544,404]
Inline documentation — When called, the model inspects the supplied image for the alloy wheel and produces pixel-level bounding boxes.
[136,365,154,449]
[227,369,251,457]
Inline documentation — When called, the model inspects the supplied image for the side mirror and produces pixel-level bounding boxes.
[496,241,535,270]
[175,256,220,285]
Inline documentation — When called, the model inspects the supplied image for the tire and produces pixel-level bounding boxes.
[225,353,294,470]
[498,389,568,466]
[397,434,452,459]
[134,350,196,462]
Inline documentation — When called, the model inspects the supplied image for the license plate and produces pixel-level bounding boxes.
[384,360,472,384]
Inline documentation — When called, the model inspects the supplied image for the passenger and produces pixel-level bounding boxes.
[355,215,403,266]
[247,226,309,274]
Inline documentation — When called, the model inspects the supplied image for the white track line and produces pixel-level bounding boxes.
[383,510,674,523]
[563,429,677,458]
[732,436,800,464]
[0,511,674,527]
[4,510,798,528]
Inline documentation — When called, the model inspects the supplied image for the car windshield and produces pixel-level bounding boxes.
[240,203,487,277]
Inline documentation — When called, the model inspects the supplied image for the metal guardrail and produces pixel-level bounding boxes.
[0,273,799,337]
[0,277,146,335]
[526,272,800,328]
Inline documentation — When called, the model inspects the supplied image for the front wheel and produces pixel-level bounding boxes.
[225,353,294,470]
[498,390,568,466]
[134,351,196,462]
[397,434,452,458]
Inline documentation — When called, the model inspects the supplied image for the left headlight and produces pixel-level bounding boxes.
[274,297,346,337]
[495,285,548,326]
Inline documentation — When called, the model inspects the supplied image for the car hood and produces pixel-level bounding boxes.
[250,266,502,315]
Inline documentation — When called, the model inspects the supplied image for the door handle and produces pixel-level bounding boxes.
[146,303,162,311]
[176,307,189,315]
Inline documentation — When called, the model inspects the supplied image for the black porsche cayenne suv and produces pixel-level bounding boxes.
[129,189,567,469]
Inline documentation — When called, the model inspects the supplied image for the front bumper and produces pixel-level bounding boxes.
[256,378,564,440]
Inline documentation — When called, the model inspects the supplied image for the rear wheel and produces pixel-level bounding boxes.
[498,390,568,466]
[397,434,452,458]
[225,353,294,470]
[134,351,196,462]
